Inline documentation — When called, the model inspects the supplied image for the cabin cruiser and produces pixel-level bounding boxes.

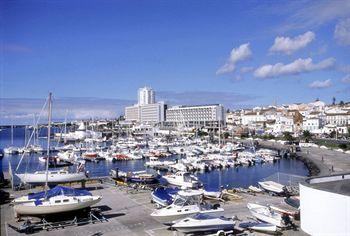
[258,181,285,194]
[150,190,224,225]
[13,186,101,216]
[163,171,200,189]
[172,213,236,233]
[247,203,286,228]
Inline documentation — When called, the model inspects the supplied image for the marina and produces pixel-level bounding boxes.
[2,1,350,234]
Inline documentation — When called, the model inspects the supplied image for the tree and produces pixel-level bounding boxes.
[283,132,294,142]
[330,130,336,138]
[302,130,312,142]
[339,100,345,106]
[332,97,336,105]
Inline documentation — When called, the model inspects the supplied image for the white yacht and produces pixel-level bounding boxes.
[150,190,224,225]
[172,213,236,233]
[163,171,200,189]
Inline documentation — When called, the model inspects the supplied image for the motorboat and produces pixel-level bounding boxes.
[172,213,236,233]
[239,221,277,232]
[248,185,263,193]
[163,171,200,189]
[110,169,159,184]
[150,190,224,225]
[258,181,285,194]
[13,186,101,216]
[16,169,87,185]
[151,187,179,206]
[247,203,286,227]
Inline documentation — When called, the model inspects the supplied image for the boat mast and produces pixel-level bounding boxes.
[45,92,52,194]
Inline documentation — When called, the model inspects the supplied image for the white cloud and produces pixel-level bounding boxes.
[270,31,315,54]
[279,0,350,31]
[216,43,252,75]
[342,74,350,83]
[309,79,332,89]
[334,18,350,45]
[240,66,254,73]
[254,57,335,79]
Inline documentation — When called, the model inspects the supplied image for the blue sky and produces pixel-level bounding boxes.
[1,0,350,124]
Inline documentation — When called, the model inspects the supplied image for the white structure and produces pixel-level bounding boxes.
[125,87,165,124]
[125,105,141,122]
[300,174,350,236]
[325,108,349,126]
[302,118,321,132]
[140,102,166,124]
[166,104,225,127]
[273,116,294,134]
[138,86,155,105]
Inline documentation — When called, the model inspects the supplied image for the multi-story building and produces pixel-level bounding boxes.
[166,104,225,127]
[302,118,321,132]
[325,108,350,126]
[125,86,165,124]
[125,105,141,122]
[140,102,166,124]
[138,87,155,105]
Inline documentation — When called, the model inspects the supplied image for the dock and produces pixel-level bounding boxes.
[1,182,307,236]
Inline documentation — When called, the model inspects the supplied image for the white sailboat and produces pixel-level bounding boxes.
[13,93,101,217]
[15,93,86,185]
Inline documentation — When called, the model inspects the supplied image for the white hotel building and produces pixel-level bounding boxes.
[125,87,166,124]
[165,104,225,128]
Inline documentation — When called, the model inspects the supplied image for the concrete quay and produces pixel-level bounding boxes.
[1,182,306,236]
[242,139,350,176]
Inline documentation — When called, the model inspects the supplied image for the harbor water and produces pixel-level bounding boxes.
[0,127,309,189]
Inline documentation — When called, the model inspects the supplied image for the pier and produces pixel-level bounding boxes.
[1,181,307,236]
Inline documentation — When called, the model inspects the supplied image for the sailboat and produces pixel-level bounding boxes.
[4,125,19,155]
[15,93,87,185]
[13,186,101,216]
[13,93,101,217]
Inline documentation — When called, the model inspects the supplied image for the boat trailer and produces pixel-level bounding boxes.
[8,208,107,234]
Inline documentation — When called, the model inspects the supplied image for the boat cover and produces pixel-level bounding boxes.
[152,187,179,204]
[28,186,92,200]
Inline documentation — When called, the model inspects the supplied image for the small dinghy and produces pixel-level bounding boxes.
[239,221,277,232]
[172,213,235,233]
[151,187,179,206]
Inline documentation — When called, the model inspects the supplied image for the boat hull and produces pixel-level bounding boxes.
[16,172,86,184]
[14,197,101,216]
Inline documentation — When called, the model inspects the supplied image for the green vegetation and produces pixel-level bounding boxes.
[283,132,294,142]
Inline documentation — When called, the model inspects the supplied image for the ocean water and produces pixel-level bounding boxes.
[0,127,309,188]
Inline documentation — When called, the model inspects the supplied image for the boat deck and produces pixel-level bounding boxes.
[1,182,308,236]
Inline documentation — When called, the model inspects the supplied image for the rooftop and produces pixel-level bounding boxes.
[304,173,350,196]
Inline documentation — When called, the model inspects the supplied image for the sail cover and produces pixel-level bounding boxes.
[28,186,92,200]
